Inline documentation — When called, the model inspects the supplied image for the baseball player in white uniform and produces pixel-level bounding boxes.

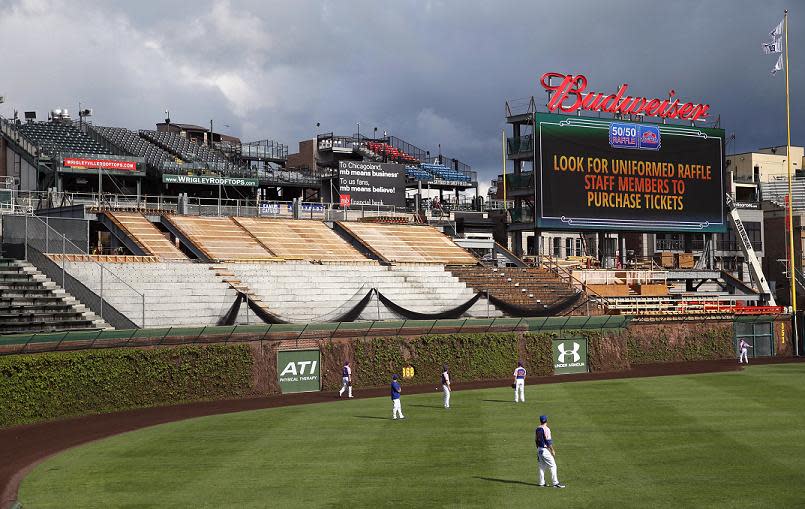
[338,361,353,398]
[738,339,752,364]
[513,361,526,403]
[441,364,451,409]
[536,415,565,488]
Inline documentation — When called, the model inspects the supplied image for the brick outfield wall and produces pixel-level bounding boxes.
[248,317,793,394]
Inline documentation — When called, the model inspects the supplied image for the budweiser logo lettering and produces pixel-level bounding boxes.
[539,73,710,122]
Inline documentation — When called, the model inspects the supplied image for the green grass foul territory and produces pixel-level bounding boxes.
[19,364,805,508]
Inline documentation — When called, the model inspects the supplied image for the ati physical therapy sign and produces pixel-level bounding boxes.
[540,72,710,122]
[277,349,321,394]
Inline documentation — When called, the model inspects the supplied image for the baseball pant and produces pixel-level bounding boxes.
[392,399,404,419]
[739,349,749,364]
[339,377,352,397]
[538,448,559,486]
[515,379,525,402]
[443,384,450,408]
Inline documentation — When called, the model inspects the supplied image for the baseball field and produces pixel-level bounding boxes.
[17,364,805,508]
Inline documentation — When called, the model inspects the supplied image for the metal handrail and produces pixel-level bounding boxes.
[22,213,146,327]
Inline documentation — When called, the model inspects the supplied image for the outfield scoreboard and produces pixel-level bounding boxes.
[535,113,726,233]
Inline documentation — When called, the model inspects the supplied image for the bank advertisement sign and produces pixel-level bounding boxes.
[277,349,321,393]
[336,161,405,207]
[552,338,588,375]
[536,113,726,233]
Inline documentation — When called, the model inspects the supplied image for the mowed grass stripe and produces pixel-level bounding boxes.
[18,365,805,509]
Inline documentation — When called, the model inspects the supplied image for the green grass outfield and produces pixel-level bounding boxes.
[19,364,805,508]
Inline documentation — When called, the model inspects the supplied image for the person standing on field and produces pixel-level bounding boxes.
[513,361,526,403]
[441,364,451,409]
[391,374,405,420]
[338,360,353,398]
[738,339,752,364]
[536,415,565,488]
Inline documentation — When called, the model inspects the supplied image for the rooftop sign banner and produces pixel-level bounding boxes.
[162,174,258,187]
[539,72,710,122]
[62,157,137,171]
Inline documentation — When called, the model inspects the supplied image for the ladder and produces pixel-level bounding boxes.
[725,194,776,305]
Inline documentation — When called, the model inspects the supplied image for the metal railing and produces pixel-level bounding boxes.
[20,214,146,328]
[0,315,632,355]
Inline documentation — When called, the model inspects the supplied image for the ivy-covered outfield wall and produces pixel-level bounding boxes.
[0,318,788,428]
[0,344,254,428]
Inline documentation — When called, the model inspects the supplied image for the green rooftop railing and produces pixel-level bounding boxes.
[0,315,636,355]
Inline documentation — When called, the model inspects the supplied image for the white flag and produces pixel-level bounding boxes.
[770,18,784,39]
[772,54,783,75]
[763,37,782,54]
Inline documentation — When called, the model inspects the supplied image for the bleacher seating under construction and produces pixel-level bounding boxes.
[164,215,278,261]
[449,265,581,314]
[232,218,367,262]
[18,122,112,155]
[103,211,187,260]
[337,222,478,264]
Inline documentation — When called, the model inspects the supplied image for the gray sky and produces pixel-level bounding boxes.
[0,0,801,189]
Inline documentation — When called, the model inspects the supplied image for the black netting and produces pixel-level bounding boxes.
[487,291,582,317]
[376,290,482,319]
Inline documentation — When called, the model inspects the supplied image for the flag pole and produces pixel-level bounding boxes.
[784,9,799,355]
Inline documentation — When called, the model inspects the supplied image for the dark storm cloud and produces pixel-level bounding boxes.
[0,0,801,189]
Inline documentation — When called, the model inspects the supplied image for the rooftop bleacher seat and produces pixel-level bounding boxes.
[421,162,471,182]
[164,215,278,261]
[140,130,250,176]
[93,126,173,167]
[337,222,478,265]
[232,217,368,262]
[18,122,113,156]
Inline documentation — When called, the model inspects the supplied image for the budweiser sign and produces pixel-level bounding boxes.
[540,72,710,122]
[62,157,137,171]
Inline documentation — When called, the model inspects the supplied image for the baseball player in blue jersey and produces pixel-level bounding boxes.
[441,364,451,409]
[391,374,405,419]
[536,415,565,488]
[338,361,353,398]
[513,361,526,403]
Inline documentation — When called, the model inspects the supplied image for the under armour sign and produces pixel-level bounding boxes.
[553,339,588,375]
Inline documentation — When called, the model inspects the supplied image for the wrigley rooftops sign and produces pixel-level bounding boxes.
[162,174,258,187]
[540,72,710,122]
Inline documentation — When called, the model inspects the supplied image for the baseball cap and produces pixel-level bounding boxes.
[539,415,548,423]
[392,374,398,380]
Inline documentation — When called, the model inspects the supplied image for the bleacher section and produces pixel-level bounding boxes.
[364,141,419,165]
[420,162,472,182]
[59,261,237,327]
[228,262,501,322]
[93,126,173,168]
[103,211,187,260]
[337,222,478,264]
[18,122,113,155]
[0,258,103,333]
[406,165,433,181]
[232,218,367,262]
[449,266,579,313]
[760,177,805,210]
[141,130,243,174]
[164,215,279,261]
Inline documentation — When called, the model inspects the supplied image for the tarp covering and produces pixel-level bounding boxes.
[487,291,583,318]
[376,290,482,320]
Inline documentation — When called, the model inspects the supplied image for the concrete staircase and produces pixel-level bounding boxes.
[0,259,106,334]
[227,262,501,322]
